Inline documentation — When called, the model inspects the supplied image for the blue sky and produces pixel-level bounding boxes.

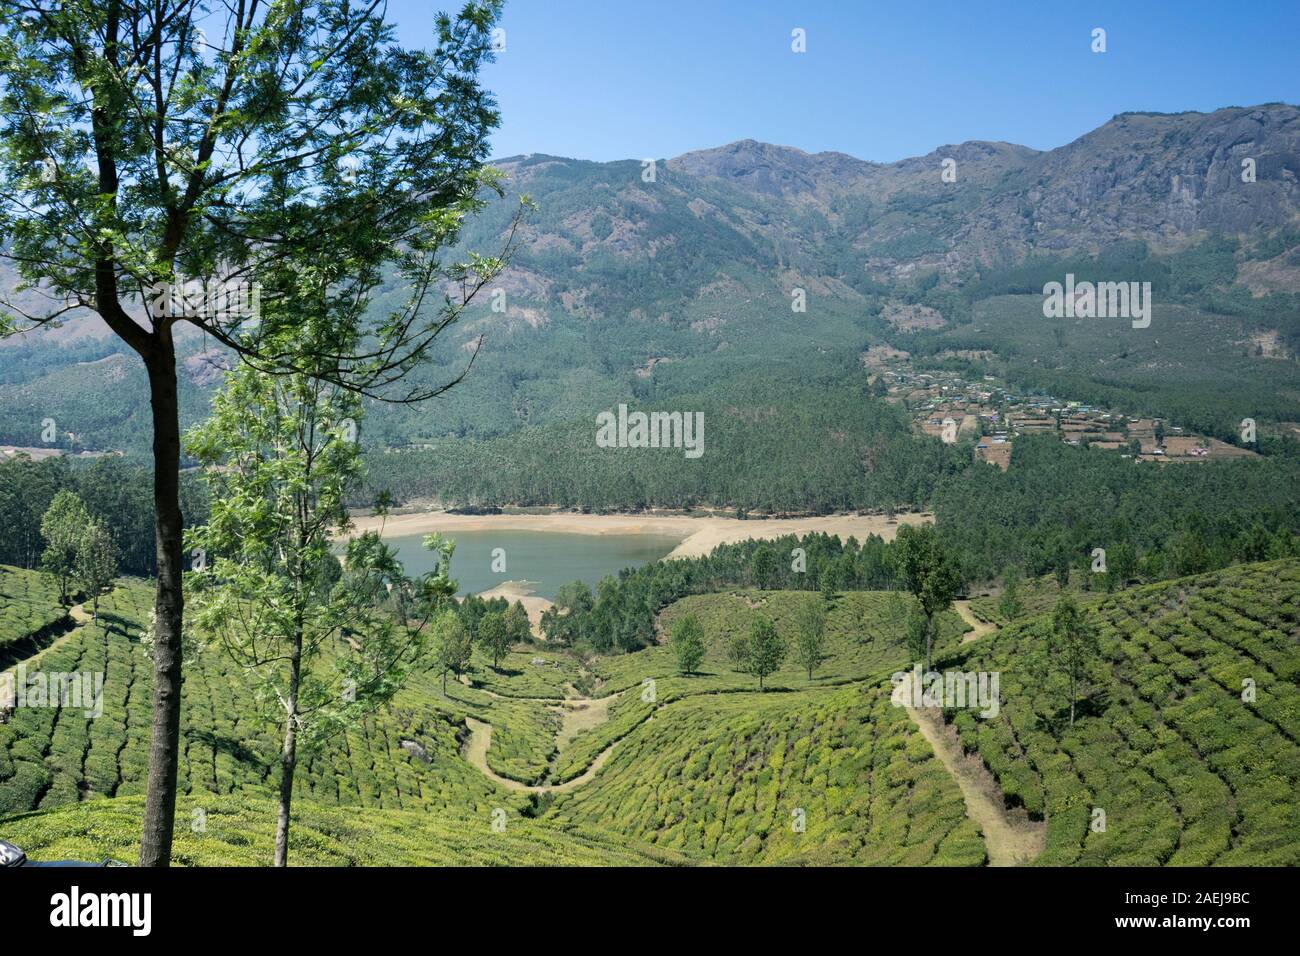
[387,0,1300,163]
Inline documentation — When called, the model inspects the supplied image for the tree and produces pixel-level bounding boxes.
[793,596,827,681]
[749,545,778,590]
[726,630,751,673]
[185,355,454,867]
[504,602,532,644]
[670,614,705,675]
[74,518,118,621]
[432,611,473,694]
[541,581,593,646]
[40,489,90,604]
[746,616,786,691]
[891,524,962,671]
[0,0,510,866]
[478,610,512,670]
[1045,596,1100,726]
[997,567,1023,621]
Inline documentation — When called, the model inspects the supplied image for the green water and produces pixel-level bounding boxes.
[386,529,684,599]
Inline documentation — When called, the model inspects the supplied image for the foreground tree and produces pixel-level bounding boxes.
[39,489,89,604]
[670,614,705,675]
[185,354,455,867]
[891,524,962,672]
[0,0,511,865]
[73,518,118,621]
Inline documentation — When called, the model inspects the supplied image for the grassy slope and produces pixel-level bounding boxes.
[548,684,986,865]
[938,558,1300,865]
[6,562,1299,866]
[1,794,690,866]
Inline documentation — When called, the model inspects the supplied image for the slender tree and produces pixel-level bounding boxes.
[891,524,962,671]
[74,517,118,621]
[793,595,827,681]
[746,615,785,692]
[39,489,89,604]
[478,609,511,669]
[503,602,532,644]
[1046,595,1100,726]
[725,627,749,673]
[432,610,472,694]
[184,353,455,867]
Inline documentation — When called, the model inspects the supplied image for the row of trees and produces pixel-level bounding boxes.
[0,455,208,578]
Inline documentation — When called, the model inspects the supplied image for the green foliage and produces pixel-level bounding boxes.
[73,519,118,622]
[39,491,89,604]
[432,612,473,693]
[998,568,1023,621]
[669,614,705,675]
[478,610,512,669]
[745,616,786,692]
[945,559,1300,865]
[892,523,962,669]
[793,596,828,681]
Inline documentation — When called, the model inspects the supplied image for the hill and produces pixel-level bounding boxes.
[3,104,1298,519]
[4,558,1300,865]
[935,559,1300,865]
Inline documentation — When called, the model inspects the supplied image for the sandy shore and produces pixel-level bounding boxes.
[347,509,933,560]
[475,580,552,636]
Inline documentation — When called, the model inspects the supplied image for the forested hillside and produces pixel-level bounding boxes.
[4,104,1299,521]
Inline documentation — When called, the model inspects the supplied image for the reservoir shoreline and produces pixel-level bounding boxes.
[346,509,934,560]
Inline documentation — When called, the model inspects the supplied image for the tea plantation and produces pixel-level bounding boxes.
[3,560,1299,866]
[938,559,1300,865]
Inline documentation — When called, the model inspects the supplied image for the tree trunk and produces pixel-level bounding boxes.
[275,634,303,868]
[925,613,934,673]
[139,348,184,867]
[1069,667,1076,726]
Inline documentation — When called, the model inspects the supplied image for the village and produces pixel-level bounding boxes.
[865,348,1258,471]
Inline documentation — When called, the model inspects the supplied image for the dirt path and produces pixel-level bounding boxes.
[954,600,996,644]
[553,694,617,751]
[1,600,92,714]
[898,671,1044,866]
[463,716,622,794]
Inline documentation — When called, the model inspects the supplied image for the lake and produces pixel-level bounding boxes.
[385,529,685,599]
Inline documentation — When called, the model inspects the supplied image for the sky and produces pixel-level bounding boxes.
[385,0,1300,164]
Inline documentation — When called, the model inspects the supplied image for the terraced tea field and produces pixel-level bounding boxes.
[4,560,1299,866]
[547,684,987,865]
[938,559,1300,865]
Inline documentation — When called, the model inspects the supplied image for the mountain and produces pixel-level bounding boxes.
[2,103,1298,482]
